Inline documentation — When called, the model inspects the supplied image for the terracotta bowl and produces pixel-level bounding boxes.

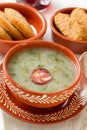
[50,7,87,54]
[0,3,47,54]
[2,40,81,108]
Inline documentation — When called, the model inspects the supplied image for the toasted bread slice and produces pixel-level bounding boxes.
[67,19,87,40]
[70,8,87,40]
[54,12,87,40]
[0,26,12,40]
[71,8,87,28]
[0,10,25,40]
[54,13,71,36]
[71,8,87,23]
[4,8,35,38]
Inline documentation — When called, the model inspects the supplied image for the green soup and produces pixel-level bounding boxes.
[7,48,76,93]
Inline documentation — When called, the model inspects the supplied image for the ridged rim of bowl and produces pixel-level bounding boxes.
[3,40,81,96]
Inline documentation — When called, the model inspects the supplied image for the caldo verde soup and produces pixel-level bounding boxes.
[7,48,76,93]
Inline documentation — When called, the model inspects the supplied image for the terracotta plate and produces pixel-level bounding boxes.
[0,65,87,124]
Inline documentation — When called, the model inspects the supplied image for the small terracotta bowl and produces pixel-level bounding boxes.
[2,40,81,108]
[50,7,87,54]
[0,3,47,54]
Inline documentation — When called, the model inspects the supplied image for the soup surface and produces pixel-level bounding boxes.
[7,48,76,93]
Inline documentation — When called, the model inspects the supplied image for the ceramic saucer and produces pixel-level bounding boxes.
[0,65,87,124]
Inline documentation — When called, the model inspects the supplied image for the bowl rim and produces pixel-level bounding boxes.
[50,7,87,44]
[3,40,81,95]
[0,2,47,44]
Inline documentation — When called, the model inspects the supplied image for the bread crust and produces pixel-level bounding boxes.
[54,13,71,36]
[4,8,35,38]
[0,26,12,40]
[71,8,87,32]
[54,9,87,40]
[0,10,25,40]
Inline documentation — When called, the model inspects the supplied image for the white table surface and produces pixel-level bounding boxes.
[1,0,87,130]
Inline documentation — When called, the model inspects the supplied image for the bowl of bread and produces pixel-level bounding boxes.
[50,7,87,54]
[0,3,47,54]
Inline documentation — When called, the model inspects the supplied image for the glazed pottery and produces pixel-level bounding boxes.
[0,64,87,124]
[2,40,81,108]
[50,7,87,54]
[0,3,47,54]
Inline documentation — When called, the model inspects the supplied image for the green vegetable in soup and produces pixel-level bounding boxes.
[7,48,76,93]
